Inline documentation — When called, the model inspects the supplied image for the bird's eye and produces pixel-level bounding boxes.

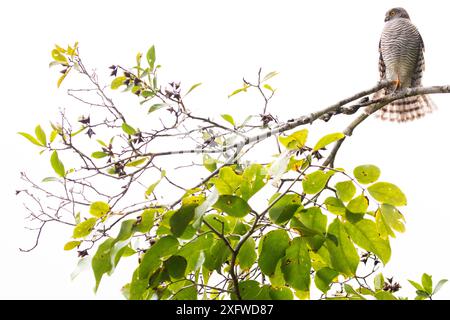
[390,11,395,16]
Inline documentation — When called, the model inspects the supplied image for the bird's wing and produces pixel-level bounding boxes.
[378,39,386,80]
[411,34,425,87]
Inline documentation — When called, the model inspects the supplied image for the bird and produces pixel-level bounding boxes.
[374,7,435,122]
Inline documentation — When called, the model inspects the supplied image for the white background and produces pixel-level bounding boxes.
[1,0,450,299]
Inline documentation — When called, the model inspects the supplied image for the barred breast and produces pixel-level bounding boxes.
[380,18,421,87]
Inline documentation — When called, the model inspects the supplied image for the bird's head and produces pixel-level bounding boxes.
[384,7,410,22]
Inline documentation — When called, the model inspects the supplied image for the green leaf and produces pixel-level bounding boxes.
[269,194,302,225]
[258,229,290,276]
[57,71,68,88]
[92,238,115,292]
[133,209,156,233]
[415,290,430,298]
[18,132,44,147]
[213,195,252,218]
[240,163,266,201]
[89,201,110,218]
[170,204,197,237]
[262,71,279,82]
[73,218,97,238]
[64,240,81,251]
[433,279,448,295]
[281,237,311,291]
[344,284,366,299]
[314,267,339,293]
[376,204,406,238]
[408,279,424,291]
[269,287,293,300]
[35,125,47,146]
[324,197,346,215]
[326,218,359,277]
[233,281,262,300]
[374,291,397,300]
[368,182,407,206]
[148,103,167,114]
[302,170,334,194]
[172,284,197,300]
[211,166,243,195]
[49,129,58,143]
[91,151,108,159]
[145,170,165,198]
[126,157,148,167]
[237,237,257,270]
[335,180,356,202]
[192,188,219,229]
[347,194,369,213]
[344,219,391,264]
[185,82,202,96]
[221,114,235,126]
[178,233,214,273]
[165,255,187,280]
[121,122,137,135]
[115,219,136,242]
[278,129,308,150]
[298,207,328,235]
[50,150,65,177]
[51,49,67,63]
[111,76,126,89]
[353,165,381,184]
[374,273,385,291]
[201,214,231,234]
[422,273,433,295]
[204,239,232,271]
[313,132,345,151]
[203,154,217,172]
[146,45,156,70]
[228,84,250,98]
[139,235,179,279]
[263,83,275,92]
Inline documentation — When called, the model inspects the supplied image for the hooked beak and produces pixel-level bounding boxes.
[384,16,390,22]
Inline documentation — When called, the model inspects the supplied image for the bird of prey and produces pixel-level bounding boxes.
[375,7,435,122]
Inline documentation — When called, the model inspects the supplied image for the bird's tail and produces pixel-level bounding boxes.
[373,89,436,122]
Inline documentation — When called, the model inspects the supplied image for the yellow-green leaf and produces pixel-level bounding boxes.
[126,157,148,167]
[64,240,81,251]
[221,114,235,126]
[90,201,110,218]
[51,49,67,63]
[185,82,202,96]
[50,150,65,177]
[35,125,47,146]
[73,218,97,238]
[313,132,345,151]
[111,76,126,90]
[353,165,381,184]
[368,182,407,206]
[121,122,137,135]
[92,151,108,159]
[279,129,308,150]
[18,132,44,147]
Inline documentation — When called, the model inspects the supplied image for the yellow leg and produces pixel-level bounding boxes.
[393,74,401,92]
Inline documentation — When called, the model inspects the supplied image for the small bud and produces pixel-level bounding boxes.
[86,128,95,138]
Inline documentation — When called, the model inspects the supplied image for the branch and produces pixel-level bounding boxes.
[322,84,450,167]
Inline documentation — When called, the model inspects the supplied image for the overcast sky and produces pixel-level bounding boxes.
[1,0,450,299]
